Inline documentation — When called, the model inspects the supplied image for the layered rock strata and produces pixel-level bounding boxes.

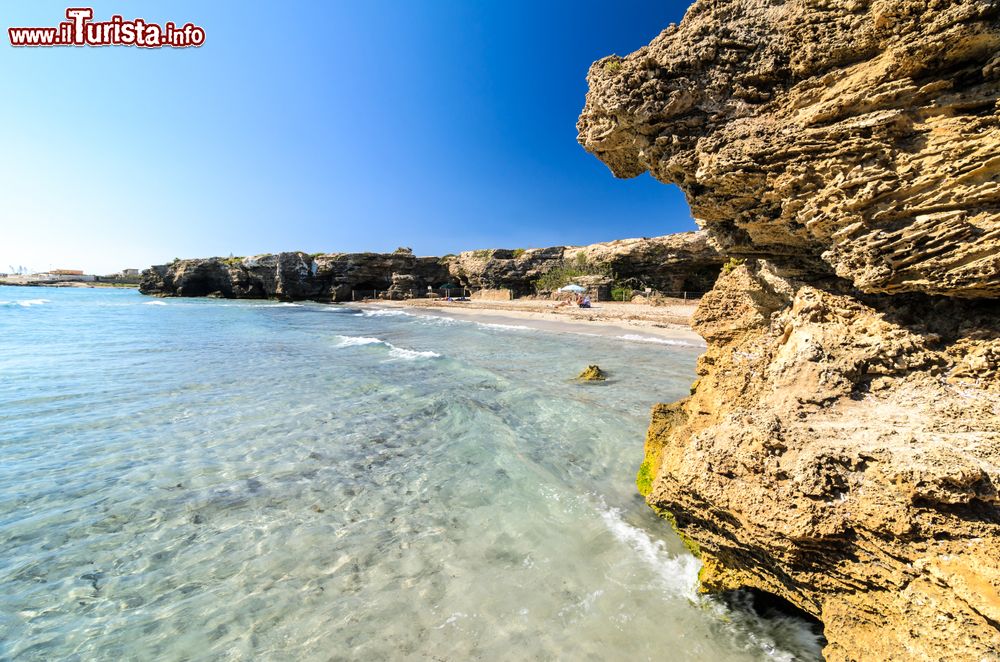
[139,233,723,301]
[140,252,451,301]
[448,232,723,296]
[579,1,1000,659]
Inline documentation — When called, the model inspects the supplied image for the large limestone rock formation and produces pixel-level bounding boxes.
[579,1,1000,659]
[140,252,450,301]
[447,232,723,295]
[140,233,723,301]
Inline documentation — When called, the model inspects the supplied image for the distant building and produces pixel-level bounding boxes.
[37,271,95,282]
[122,268,140,277]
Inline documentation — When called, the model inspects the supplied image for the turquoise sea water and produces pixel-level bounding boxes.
[0,286,821,661]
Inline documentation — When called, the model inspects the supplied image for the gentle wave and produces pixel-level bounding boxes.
[359,308,413,318]
[334,335,441,360]
[475,321,534,331]
[618,334,698,347]
[142,300,168,306]
[245,302,305,308]
[335,336,384,347]
[1,298,50,308]
[388,346,441,360]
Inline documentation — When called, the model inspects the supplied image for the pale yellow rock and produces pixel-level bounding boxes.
[578,2,1000,659]
[578,0,1000,297]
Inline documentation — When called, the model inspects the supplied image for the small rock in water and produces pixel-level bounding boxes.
[577,365,607,381]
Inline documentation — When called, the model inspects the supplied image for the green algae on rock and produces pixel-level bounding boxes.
[576,365,607,382]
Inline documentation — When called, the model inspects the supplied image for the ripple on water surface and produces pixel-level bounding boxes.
[0,287,823,660]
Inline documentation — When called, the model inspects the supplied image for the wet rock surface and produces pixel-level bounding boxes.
[576,365,608,382]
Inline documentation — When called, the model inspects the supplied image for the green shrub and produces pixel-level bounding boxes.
[603,60,623,74]
[512,248,526,259]
[611,286,634,302]
[534,257,611,293]
[721,257,746,274]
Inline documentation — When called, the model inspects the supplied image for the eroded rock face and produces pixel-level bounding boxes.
[142,233,724,301]
[447,232,723,295]
[641,262,1000,660]
[140,252,450,301]
[579,1,1000,659]
[578,0,1000,297]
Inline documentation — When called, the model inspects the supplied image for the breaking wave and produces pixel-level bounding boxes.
[334,335,441,360]
[618,334,700,347]
[1,299,50,308]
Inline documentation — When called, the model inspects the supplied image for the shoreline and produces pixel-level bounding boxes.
[360,298,705,346]
[0,281,138,289]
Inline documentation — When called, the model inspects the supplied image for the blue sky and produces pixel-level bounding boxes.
[2,1,694,274]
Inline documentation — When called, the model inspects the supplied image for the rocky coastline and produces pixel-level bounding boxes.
[578,1,1000,660]
[139,233,723,301]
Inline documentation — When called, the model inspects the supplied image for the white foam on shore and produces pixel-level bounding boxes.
[597,503,701,598]
[618,334,699,347]
[360,308,413,318]
[143,301,168,306]
[353,306,702,348]
[334,335,441,361]
[598,501,822,660]
[475,321,534,332]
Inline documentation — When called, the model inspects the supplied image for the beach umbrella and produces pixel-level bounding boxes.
[558,284,586,293]
[440,283,462,290]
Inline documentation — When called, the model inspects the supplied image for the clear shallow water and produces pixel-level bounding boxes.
[0,286,822,661]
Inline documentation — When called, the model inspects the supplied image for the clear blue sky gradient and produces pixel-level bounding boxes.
[2,1,695,274]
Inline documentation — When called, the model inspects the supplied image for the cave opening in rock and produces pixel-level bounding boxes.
[718,587,827,648]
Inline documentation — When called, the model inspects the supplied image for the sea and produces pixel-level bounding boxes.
[0,286,823,661]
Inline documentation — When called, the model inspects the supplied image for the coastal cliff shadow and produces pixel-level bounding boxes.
[717,587,827,651]
[860,290,1000,345]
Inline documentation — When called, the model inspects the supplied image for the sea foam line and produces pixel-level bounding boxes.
[1,299,50,308]
[359,308,413,318]
[334,335,441,360]
[618,334,700,347]
[597,503,701,598]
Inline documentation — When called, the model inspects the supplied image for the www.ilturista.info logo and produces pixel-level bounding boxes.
[8,8,205,48]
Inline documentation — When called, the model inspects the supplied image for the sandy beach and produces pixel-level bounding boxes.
[360,297,705,345]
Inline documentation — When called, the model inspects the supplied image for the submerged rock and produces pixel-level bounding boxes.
[579,1,1000,660]
[576,365,607,382]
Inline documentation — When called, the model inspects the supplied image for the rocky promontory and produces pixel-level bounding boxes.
[140,249,449,301]
[139,233,723,301]
[580,1,1000,660]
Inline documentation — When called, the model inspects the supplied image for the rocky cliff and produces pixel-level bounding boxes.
[140,233,723,300]
[140,250,450,301]
[447,232,722,295]
[579,1,1000,660]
